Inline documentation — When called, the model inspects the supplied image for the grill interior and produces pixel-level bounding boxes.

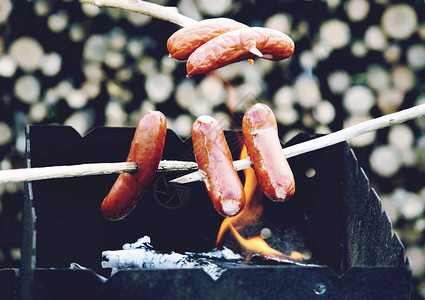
[13,125,412,299]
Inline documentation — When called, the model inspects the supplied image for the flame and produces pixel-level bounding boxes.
[211,75,305,263]
[216,145,262,246]
[228,223,303,262]
[229,224,283,261]
[215,145,306,262]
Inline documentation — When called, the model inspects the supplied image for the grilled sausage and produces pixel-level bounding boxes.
[167,18,248,61]
[192,115,245,217]
[100,111,167,220]
[186,27,294,77]
[242,103,295,201]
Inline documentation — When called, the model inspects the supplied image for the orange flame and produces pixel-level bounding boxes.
[211,75,305,262]
[216,145,262,246]
[216,145,305,262]
[228,223,303,262]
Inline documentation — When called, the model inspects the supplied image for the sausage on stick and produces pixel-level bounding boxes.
[167,18,248,60]
[186,27,295,77]
[192,115,246,217]
[100,111,167,220]
[242,103,295,202]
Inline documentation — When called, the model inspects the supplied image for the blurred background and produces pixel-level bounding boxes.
[0,0,424,298]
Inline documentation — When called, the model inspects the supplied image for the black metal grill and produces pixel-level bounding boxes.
[1,125,411,299]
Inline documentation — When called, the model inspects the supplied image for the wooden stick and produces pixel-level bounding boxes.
[6,3,424,185]
[80,0,198,28]
[2,104,424,184]
[0,160,198,184]
[170,103,425,184]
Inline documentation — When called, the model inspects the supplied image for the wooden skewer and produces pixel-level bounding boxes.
[170,103,425,184]
[0,161,198,184]
[80,0,198,28]
[3,2,421,185]
[2,103,424,185]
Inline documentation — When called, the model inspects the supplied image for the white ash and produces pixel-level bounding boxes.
[102,236,242,281]
[70,263,107,283]
[185,247,242,261]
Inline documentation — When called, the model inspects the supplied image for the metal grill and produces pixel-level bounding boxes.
[5,125,410,299]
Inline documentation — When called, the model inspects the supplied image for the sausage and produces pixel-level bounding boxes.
[186,27,295,77]
[167,18,248,61]
[242,103,295,202]
[192,115,246,217]
[100,111,167,220]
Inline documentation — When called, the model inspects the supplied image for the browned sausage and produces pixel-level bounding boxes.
[242,103,295,202]
[186,27,294,77]
[192,115,245,217]
[100,111,167,220]
[167,18,248,60]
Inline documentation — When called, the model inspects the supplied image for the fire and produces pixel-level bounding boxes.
[210,75,305,262]
[216,145,305,262]
[216,145,262,245]
[228,224,303,262]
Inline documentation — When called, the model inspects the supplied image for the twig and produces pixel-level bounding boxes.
[170,103,425,184]
[80,0,198,27]
[0,160,198,184]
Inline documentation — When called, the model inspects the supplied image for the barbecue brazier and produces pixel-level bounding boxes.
[0,125,411,299]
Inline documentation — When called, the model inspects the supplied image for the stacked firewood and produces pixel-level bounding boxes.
[0,0,424,298]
